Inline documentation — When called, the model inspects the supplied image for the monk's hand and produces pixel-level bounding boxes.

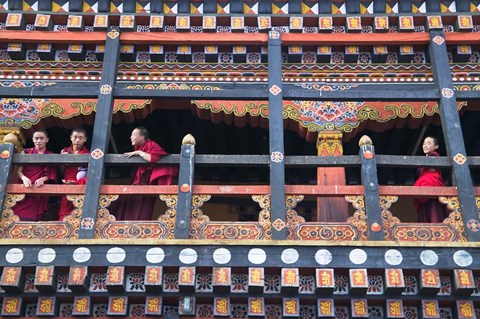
[20,176,32,188]
[124,151,137,158]
[34,177,47,188]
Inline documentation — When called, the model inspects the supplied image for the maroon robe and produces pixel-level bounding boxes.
[58,145,89,221]
[13,148,57,221]
[112,139,178,220]
[413,151,447,223]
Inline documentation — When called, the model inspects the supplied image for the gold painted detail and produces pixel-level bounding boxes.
[379,196,400,239]
[252,195,272,240]
[94,195,119,238]
[125,83,222,90]
[440,196,467,241]
[316,131,343,156]
[0,194,24,233]
[158,195,178,239]
[62,194,85,238]
[345,196,368,240]
[190,195,212,232]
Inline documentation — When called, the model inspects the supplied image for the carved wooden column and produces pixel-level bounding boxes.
[316,131,349,222]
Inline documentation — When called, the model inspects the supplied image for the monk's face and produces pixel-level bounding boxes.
[32,132,48,152]
[422,137,438,155]
[130,129,145,147]
[70,131,87,150]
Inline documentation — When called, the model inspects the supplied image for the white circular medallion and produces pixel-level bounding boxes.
[146,248,165,264]
[384,249,403,266]
[349,249,367,265]
[213,248,231,265]
[248,248,267,265]
[106,247,126,264]
[453,250,473,267]
[73,247,91,263]
[420,250,438,266]
[281,248,299,264]
[38,248,56,264]
[179,248,198,264]
[315,249,332,265]
[6,248,24,264]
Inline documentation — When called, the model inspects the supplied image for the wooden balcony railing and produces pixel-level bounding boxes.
[1,138,479,242]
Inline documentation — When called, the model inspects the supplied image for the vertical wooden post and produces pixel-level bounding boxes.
[0,141,16,218]
[267,31,286,240]
[359,136,384,241]
[429,30,480,242]
[175,135,196,239]
[316,131,349,222]
[78,27,120,239]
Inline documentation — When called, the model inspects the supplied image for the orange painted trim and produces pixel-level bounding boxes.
[6,184,475,196]
[120,32,269,45]
[444,32,480,44]
[281,32,431,45]
[0,30,106,43]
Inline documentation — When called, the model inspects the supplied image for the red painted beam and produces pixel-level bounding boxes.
[6,184,478,196]
[120,32,268,45]
[0,30,106,43]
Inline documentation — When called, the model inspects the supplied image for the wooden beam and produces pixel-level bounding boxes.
[359,139,383,240]
[175,141,195,239]
[14,153,476,168]
[6,183,476,197]
[268,32,286,240]
[0,143,15,221]
[429,30,480,242]
[79,27,120,239]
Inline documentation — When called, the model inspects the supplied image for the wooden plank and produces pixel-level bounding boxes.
[79,27,120,239]
[14,153,468,168]
[429,30,480,242]
[359,140,383,240]
[175,142,195,239]
[268,32,286,240]
[0,143,15,222]
[6,183,479,197]
[0,30,106,43]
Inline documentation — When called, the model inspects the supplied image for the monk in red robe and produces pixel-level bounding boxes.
[413,136,447,223]
[111,127,177,220]
[14,130,57,221]
[58,128,89,221]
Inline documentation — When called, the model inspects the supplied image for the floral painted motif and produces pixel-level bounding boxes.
[57,273,71,292]
[334,306,350,319]
[402,275,418,295]
[126,273,145,292]
[24,273,38,293]
[438,276,451,295]
[231,304,247,318]
[89,273,107,292]
[59,304,73,317]
[196,304,214,318]
[367,275,384,295]
[265,304,282,319]
[299,275,315,294]
[163,273,179,292]
[300,305,316,318]
[0,98,47,127]
[231,274,248,293]
[196,273,213,292]
[334,275,349,295]
[403,306,418,319]
[129,304,145,317]
[264,275,280,293]
[93,304,108,317]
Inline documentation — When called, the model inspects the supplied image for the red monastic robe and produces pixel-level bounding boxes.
[58,145,89,221]
[413,151,447,223]
[111,139,178,220]
[13,148,57,221]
